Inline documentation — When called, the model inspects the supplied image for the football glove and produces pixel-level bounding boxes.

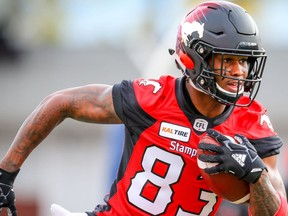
[0,168,20,216]
[198,129,266,183]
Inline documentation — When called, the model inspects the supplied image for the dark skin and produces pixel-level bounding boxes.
[0,55,286,215]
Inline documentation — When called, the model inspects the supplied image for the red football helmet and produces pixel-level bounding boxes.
[173,1,267,106]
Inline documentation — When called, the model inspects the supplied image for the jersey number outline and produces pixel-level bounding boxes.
[127,146,217,215]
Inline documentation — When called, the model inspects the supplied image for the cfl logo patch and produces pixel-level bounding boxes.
[193,119,208,132]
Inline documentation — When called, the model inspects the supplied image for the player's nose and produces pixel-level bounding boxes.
[230,62,247,78]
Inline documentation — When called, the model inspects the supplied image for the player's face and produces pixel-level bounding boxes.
[211,54,249,94]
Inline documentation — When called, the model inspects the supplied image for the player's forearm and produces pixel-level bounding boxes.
[249,170,281,216]
[0,95,67,172]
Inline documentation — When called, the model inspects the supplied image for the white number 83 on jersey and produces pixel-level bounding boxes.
[127,146,218,215]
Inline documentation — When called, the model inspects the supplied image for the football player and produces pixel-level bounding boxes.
[0,1,287,216]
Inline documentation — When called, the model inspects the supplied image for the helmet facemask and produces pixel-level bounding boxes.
[187,41,267,107]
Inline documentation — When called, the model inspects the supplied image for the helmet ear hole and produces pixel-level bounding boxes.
[179,50,194,70]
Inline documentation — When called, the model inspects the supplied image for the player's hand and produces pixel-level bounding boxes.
[198,129,266,183]
[0,168,20,216]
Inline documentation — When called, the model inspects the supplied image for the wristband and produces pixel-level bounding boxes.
[0,168,20,185]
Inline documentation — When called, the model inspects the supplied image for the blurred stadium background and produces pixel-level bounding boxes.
[0,0,287,215]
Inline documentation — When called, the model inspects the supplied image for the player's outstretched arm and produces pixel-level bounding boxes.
[0,84,120,172]
[0,84,121,213]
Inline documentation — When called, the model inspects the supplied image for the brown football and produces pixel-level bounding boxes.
[197,133,250,204]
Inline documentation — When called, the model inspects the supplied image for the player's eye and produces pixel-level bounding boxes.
[223,58,232,63]
[239,58,248,64]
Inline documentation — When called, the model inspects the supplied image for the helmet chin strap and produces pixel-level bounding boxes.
[188,74,245,105]
[215,82,244,97]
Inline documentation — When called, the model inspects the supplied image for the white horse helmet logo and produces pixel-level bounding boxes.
[182,21,205,46]
[138,80,162,94]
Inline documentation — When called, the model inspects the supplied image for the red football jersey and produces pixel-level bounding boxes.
[97,75,282,216]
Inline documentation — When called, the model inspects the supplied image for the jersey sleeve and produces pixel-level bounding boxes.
[112,79,155,132]
[233,98,283,158]
[112,76,176,128]
[250,136,283,158]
